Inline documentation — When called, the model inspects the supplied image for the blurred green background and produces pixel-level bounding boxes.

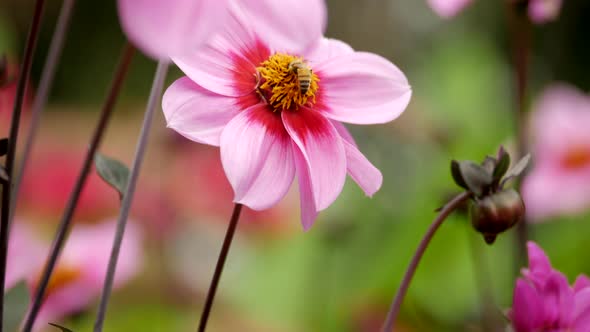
[1,0,590,331]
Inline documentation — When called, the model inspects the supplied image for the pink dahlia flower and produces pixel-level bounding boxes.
[528,0,564,24]
[8,220,142,330]
[428,0,563,23]
[509,241,590,332]
[521,84,590,220]
[162,3,411,230]
[427,0,473,18]
[117,0,326,60]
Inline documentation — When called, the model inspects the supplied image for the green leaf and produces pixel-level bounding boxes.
[502,154,531,186]
[457,161,493,196]
[0,138,8,156]
[493,149,510,181]
[94,153,130,199]
[4,281,30,332]
[48,323,75,332]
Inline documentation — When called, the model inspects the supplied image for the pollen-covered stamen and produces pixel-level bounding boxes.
[256,53,319,111]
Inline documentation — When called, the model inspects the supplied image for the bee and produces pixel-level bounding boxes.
[288,59,313,95]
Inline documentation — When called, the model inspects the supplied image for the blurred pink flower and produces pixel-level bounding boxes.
[427,0,473,18]
[7,220,142,330]
[509,241,590,332]
[0,59,33,136]
[521,84,590,220]
[18,145,119,222]
[162,3,411,230]
[427,0,563,23]
[117,0,326,60]
[528,0,563,24]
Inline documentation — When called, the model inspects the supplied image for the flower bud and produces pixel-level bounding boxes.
[470,189,525,244]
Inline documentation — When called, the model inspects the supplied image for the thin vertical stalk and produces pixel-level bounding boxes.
[197,203,243,332]
[21,43,135,332]
[0,0,46,329]
[507,0,532,268]
[10,0,78,225]
[381,192,471,332]
[93,60,169,332]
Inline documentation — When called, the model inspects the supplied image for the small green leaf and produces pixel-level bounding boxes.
[458,161,493,197]
[502,154,531,186]
[94,153,130,199]
[451,160,468,190]
[48,323,75,332]
[4,281,30,332]
[0,138,8,156]
[493,150,511,181]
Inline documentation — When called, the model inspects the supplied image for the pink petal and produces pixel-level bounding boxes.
[220,104,295,210]
[427,0,473,18]
[117,0,229,60]
[282,109,346,210]
[305,38,354,64]
[511,279,544,332]
[574,275,590,293]
[6,222,45,289]
[239,0,326,52]
[162,77,241,146]
[332,122,382,196]
[540,272,575,326]
[173,2,270,97]
[528,0,563,24]
[527,241,553,276]
[574,288,590,331]
[315,52,411,125]
[294,145,319,230]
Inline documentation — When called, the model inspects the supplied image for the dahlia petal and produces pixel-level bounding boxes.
[173,2,269,97]
[162,77,240,146]
[574,275,590,293]
[117,0,229,60]
[240,0,326,52]
[511,279,544,332]
[220,104,294,209]
[574,288,590,331]
[293,145,319,231]
[541,272,575,326]
[282,109,346,210]
[427,0,473,18]
[527,241,553,276]
[331,122,383,196]
[305,38,354,64]
[315,52,412,125]
[343,139,383,197]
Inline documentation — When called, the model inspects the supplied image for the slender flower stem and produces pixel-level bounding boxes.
[198,203,243,332]
[21,43,135,332]
[507,0,532,269]
[93,60,169,332]
[381,192,471,332]
[10,0,77,225]
[0,0,45,329]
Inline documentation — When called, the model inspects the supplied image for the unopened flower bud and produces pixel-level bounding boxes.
[470,189,525,244]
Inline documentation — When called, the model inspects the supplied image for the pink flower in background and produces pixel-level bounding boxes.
[18,146,119,222]
[427,0,473,18]
[509,241,590,332]
[427,0,563,23]
[162,2,411,229]
[7,220,142,330]
[117,0,326,60]
[521,84,590,220]
[528,0,564,24]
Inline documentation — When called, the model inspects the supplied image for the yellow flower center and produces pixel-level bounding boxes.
[36,264,81,297]
[561,145,590,170]
[256,53,319,111]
